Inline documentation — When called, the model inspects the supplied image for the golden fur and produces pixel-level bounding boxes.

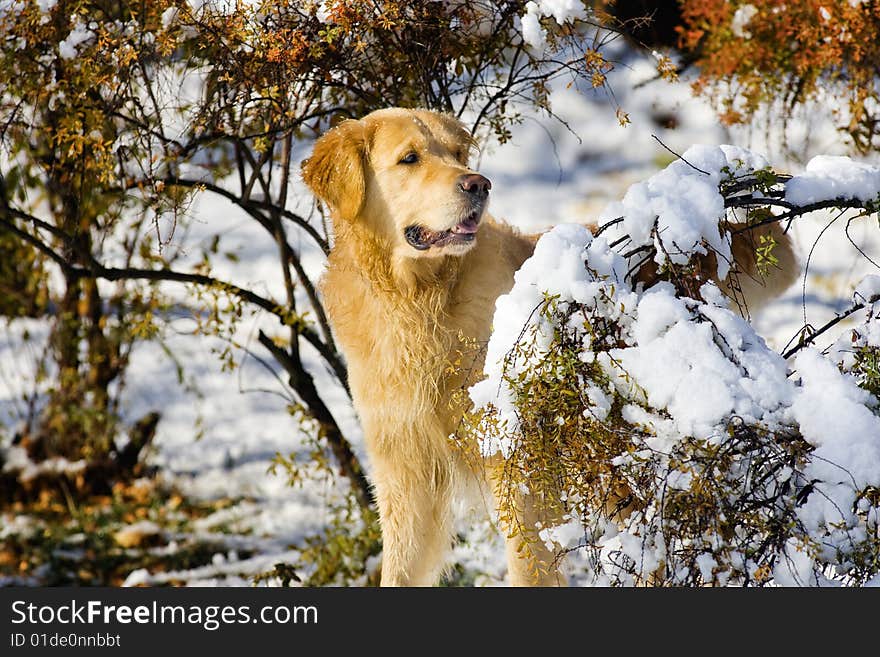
[302,107,798,586]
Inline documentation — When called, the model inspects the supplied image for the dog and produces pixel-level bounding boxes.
[302,107,798,586]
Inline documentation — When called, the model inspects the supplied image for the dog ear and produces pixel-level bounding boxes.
[301,119,366,222]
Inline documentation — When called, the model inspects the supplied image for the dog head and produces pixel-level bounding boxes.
[302,108,490,258]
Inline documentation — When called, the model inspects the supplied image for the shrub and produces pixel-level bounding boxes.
[678,0,880,153]
[466,147,880,586]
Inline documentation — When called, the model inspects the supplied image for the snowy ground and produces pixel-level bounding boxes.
[2,49,878,586]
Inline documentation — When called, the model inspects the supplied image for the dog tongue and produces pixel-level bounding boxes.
[452,217,479,234]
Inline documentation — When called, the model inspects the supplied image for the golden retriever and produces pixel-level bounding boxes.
[302,107,797,586]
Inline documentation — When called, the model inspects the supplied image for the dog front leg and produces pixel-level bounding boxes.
[372,458,454,587]
[491,482,567,587]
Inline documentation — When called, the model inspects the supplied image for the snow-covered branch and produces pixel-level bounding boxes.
[465,146,880,586]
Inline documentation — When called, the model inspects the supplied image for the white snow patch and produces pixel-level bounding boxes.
[731,4,758,39]
[58,20,92,59]
[517,0,587,50]
[855,275,880,304]
[786,155,880,205]
[600,144,770,280]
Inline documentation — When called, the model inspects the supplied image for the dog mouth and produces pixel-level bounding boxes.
[404,208,483,251]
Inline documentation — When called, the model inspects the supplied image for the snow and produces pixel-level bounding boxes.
[0,514,40,541]
[58,20,92,60]
[599,144,770,280]
[773,538,826,587]
[473,224,793,448]
[786,155,880,206]
[535,0,587,26]
[468,224,634,455]
[471,135,880,585]
[474,139,832,447]
[791,348,880,489]
[517,0,588,50]
[314,1,334,23]
[519,3,546,50]
[731,4,759,39]
[611,283,792,439]
[161,8,179,28]
[122,548,302,587]
[855,275,880,304]
[539,519,583,552]
[2,446,87,482]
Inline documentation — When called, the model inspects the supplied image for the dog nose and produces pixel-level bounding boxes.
[458,173,491,197]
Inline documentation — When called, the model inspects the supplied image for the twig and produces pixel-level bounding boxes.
[728,197,868,235]
[845,216,880,271]
[258,330,371,511]
[651,134,710,176]
[782,301,866,360]
[594,216,624,237]
[801,209,846,330]
[0,208,349,388]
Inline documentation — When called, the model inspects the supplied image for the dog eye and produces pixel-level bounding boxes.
[399,152,419,165]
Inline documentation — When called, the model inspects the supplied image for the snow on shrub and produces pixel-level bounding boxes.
[465,146,880,586]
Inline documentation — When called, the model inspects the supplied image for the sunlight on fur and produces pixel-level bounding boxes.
[302,107,798,586]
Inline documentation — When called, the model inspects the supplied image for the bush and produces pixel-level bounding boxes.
[678,0,880,153]
[466,147,880,586]
[0,0,641,511]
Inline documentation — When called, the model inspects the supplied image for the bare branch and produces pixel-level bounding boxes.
[651,134,710,176]
[0,213,75,276]
[782,301,867,360]
[258,330,369,511]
